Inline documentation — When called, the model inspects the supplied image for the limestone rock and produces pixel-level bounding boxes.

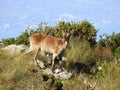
[43,68,53,75]
[54,69,72,80]
[1,44,28,54]
[36,60,45,69]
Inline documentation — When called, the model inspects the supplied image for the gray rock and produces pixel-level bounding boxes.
[36,60,45,69]
[54,69,72,80]
[1,44,28,54]
[43,68,53,75]
[42,68,72,80]
[54,68,62,74]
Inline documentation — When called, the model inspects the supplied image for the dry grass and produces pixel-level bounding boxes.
[63,79,86,90]
[90,60,120,90]
[0,50,48,90]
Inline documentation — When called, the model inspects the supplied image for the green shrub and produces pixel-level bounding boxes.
[93,46,113,61]
[42,74,49,81]
[65,39,92,69]
[2,38,15,46]
[53,78,63,90]
[114,46,120,58]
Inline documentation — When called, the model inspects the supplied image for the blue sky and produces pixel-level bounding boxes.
[0,0,120,41]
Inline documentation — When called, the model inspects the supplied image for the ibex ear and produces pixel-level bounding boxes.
[62,29,72,37]
[66,33,70,39]
[62,32,71,41]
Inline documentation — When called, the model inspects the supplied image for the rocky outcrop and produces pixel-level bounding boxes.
[35,56,72,80]
[1,44,28,54]
[54,69,72,80]
[42,68,72,80]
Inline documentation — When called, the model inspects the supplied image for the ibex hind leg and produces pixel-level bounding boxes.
[33,48,41,68]
[24,39,34,55]
[51,53,58,71]
[24,46,33,55]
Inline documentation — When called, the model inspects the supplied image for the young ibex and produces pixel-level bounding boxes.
[28,32,70,70]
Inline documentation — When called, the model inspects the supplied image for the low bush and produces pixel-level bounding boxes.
[65,39,92,70]
[114,46,120,59]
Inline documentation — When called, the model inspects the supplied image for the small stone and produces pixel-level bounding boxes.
[43,68,53,75]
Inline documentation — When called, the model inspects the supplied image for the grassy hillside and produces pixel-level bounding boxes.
[0,40,120,90]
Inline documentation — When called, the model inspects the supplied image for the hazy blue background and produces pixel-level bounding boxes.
[0,0,120,41]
